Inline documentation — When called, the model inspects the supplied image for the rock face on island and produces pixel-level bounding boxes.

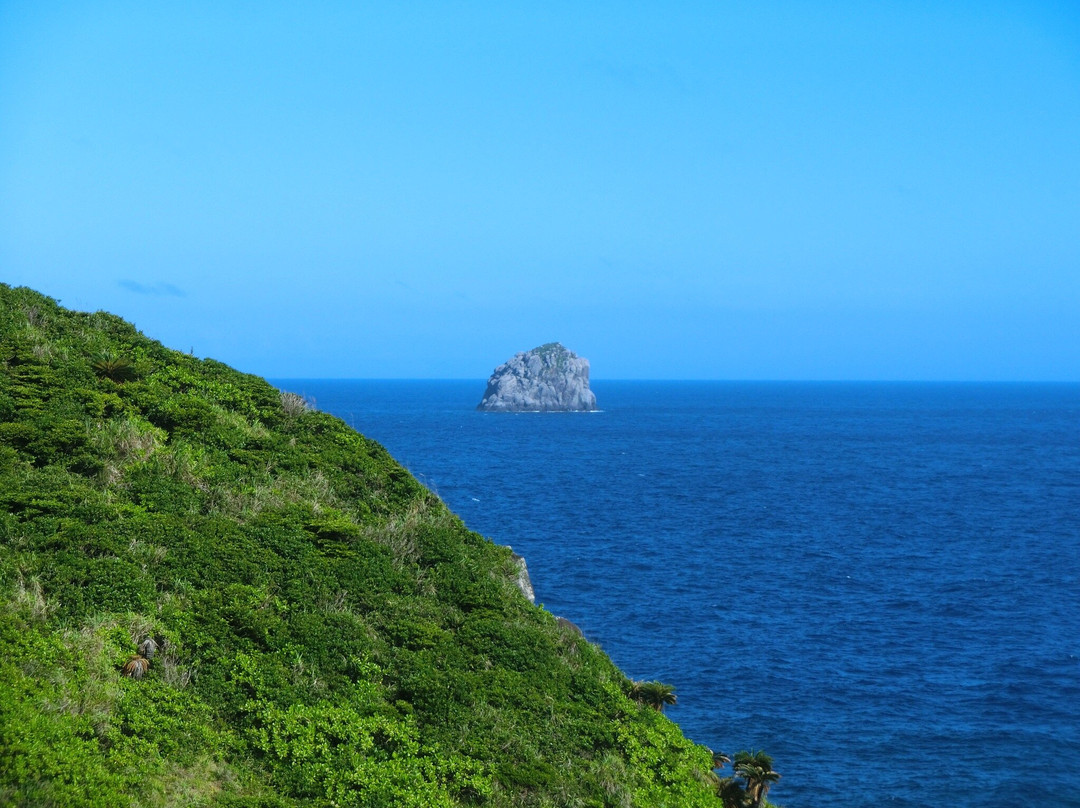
[478,343,597,412]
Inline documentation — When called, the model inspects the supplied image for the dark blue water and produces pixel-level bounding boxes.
[273,380,1080,807]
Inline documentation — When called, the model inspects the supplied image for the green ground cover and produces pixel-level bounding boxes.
[0,284,737,807]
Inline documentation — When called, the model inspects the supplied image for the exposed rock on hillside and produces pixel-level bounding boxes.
[510,552,536,604]
[477,343,597,412]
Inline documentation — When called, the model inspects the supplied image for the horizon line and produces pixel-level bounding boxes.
[266,377,1080,384]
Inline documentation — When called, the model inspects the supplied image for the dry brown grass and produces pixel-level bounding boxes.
[14,575,55,623]
[157,644,194,689]
[46,616,125,739]
[363,498,451,568]
[88,415,166,486]
[280,390,313,417]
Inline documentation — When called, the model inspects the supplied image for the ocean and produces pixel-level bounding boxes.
[273,379,1080,808]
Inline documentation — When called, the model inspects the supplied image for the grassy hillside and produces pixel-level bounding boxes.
[0,284,727,807]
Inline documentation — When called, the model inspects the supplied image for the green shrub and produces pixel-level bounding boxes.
[0,284,726,808]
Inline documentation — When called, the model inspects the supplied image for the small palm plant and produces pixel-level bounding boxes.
[121,654,149,679]
[733,750,780,808]
[138,637,158,659]
[715,776,749,808]
[120,637,158,680]
[92,352,138,382]
[630,680,677,713]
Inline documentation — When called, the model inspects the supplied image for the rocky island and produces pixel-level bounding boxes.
[477,342,597,412]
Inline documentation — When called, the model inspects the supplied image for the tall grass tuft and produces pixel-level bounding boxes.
[280,390,313,417]
[14,575,55,623]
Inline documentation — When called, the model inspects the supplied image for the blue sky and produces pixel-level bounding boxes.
[2,2,1078,380]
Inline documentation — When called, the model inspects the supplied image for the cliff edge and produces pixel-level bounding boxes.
[0,286,725,808]
[477,342,597,412]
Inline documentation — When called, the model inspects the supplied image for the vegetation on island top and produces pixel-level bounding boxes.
[531,343,571,371]
[0,284,780,807]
